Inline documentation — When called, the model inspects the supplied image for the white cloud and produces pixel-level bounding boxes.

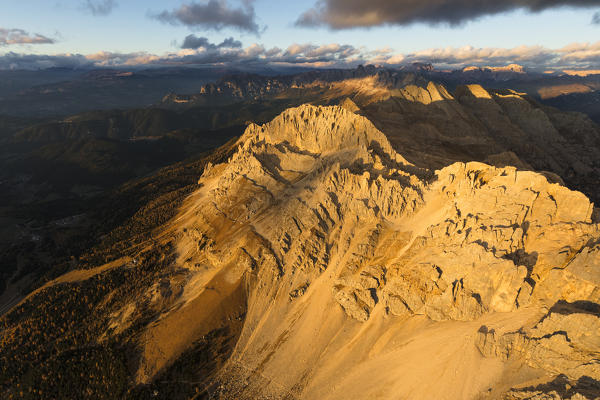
[0,28,55,46]
[1,41,599,71]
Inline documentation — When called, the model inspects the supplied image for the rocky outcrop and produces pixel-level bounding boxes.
[478,301,600,382]
[150,104,600,399]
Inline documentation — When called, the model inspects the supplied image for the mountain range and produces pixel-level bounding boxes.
[0,66,600,399]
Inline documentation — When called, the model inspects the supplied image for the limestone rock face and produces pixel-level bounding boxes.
[7,102,598,399]
[152,104,600,399]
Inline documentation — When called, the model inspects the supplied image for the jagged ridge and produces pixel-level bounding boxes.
[146,104,600,398]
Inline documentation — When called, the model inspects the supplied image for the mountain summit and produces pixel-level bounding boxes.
[2,104,599,399]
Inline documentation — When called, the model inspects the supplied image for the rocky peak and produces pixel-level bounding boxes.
[339,97,360,113]
[455,83,493,99]
[240,104,405,162]
[159,104,600,397]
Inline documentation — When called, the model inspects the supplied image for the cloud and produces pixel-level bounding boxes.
[0,41,364,70]
[154,0,261,34]
[0,28,55,46]
[0,52,89,70]
[83,0,117,16]
[557,42,600,65]
[593,11,600,24]
[85,51,162,66]
[284,43,358,59]
[372,42,600,71]
[220,37,243,48]
[401,45,555,67]
[296,0,600,29]
[162,42,363,67]
[181,35,242,49]
[1,41,599,72]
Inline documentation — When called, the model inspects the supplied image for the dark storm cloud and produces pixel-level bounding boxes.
[181,35,243,49]
[83,0,117,16]
[593,11,600,24]
[220,37,243,48]
[0,28,55,46]
[155,0,261,34]
[296,0,600,29]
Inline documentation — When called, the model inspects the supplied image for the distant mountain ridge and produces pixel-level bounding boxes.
[161,65,600,123]
[162,68,600,207]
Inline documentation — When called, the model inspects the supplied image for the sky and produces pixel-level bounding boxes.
[0,0,599,71]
